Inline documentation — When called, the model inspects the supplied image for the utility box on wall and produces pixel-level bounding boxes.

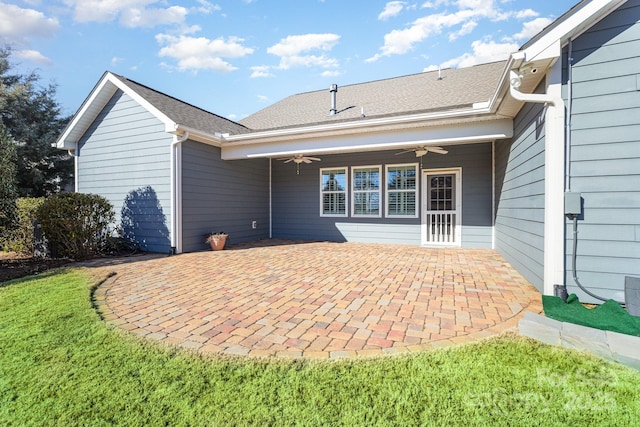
[564,192,582,216]
[625,276,640,317]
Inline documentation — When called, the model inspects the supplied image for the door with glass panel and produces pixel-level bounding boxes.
[422,169,461,246]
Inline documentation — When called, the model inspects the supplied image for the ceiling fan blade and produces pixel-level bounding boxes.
[306,157,321,161]
[302,158,312,164]
[283,159,294,163]
[428,147,448,154]
[395,150,413,155]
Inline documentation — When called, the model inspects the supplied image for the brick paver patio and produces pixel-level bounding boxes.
[89,240,542,359]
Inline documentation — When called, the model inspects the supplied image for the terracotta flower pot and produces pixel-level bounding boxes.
[208,234,227,250]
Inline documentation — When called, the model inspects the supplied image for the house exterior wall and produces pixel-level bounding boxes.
[494,99,546,292]
[271,143,493,247]
[563,0,640,302]
[76,90,173,253]
[181,141,270,252]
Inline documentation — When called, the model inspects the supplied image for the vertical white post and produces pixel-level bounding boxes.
[544,60,566,296]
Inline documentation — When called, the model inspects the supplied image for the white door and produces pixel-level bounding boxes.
[422,169,461,246]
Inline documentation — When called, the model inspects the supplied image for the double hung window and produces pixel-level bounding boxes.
[352,166,381,217]
[320,168,347,216]
[386,164,418,218]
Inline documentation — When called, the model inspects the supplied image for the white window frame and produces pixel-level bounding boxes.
[385,163,419,218]
[319,167,348,217]
[351,165,382,218]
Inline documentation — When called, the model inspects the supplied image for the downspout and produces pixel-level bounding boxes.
[565,38,573,192]
[508,70,563,107]
[170,131,189,254]
[509,66,566,297]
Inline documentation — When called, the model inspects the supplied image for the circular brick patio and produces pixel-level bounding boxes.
[91,240,542,359]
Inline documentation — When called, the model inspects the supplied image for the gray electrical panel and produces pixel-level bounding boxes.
[625,276,640,317]
[564,192,582,216]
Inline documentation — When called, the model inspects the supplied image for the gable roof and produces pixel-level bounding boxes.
[113,75,249,136]
[57,71,248,150]
[240,61,506,131]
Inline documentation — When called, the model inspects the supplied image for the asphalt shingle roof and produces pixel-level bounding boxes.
[113,74,250,136]
[240,60,507,131]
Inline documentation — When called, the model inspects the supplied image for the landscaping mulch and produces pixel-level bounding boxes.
[0,252,71,283]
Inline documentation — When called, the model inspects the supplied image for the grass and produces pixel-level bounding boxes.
[1,271,639,426]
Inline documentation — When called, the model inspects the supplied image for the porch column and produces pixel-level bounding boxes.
[543,60,566,295]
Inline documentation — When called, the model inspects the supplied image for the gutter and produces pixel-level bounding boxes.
[508,69,563,107]
[223,104,496,145]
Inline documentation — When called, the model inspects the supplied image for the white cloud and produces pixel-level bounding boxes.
[367,11,472,61]
[422,64,439,72]
[66,0,189,28]
[378,1,406,20]
[512,17,552,40]
[321,70,341,77]
[111,56,125,66]
[156,34,254,72]
[14,49,51,65]
[440,38,518,68]
[257,95,268,102]
[0,3,59,41]
[250,65,273,78]
[0,3,58,65]
[514,9,539,19]
[448,20,477,41]
[119,5,188,28]
[368,0,548,62]
[194,0,221,14]
[267,33,340,70]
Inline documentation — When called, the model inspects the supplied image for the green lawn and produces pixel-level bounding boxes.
[1,270,639,426]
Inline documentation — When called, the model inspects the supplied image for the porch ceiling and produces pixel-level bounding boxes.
[220,118,513,160]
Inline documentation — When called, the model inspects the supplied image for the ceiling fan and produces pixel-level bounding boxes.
[277,154,321,174]
[395,146,448,168]
[395,146,448,157]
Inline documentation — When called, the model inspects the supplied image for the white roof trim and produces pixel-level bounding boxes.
[56,72,175,150]
[222,103,496,146]
[221,119,513,160]
[520,0,627,62]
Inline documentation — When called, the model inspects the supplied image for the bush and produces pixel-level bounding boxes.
[1,197,44,254]
[36,193,114,259]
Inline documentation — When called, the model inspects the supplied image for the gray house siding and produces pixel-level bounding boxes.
[563,0,640,302]
[76,90,173,253]
[494,97,546,292]
[271,143,493,247]
[181,141,270,252]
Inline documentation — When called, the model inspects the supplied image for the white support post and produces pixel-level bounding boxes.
[543,60,566,295]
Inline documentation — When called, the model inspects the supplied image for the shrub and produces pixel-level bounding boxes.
[1,197,44,254]
[36,193,114,259]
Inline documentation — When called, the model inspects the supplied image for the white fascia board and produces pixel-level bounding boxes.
[521,0,627,62]
[170,124,226,146]
[56,72,176,150]
[56,73,116,150]
[221,119,512,160]
[223,104,496,145]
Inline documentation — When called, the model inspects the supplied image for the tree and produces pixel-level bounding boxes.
[0,123,17,231]
[0,48,73,197]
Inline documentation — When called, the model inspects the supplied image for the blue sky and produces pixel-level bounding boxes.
[1,0,577,120]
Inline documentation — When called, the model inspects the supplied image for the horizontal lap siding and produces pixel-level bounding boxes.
[272,144,492,247]
[181,141,269,252]
[495,96,546,291]
[564,0,640,302]
[77,90,172,253]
